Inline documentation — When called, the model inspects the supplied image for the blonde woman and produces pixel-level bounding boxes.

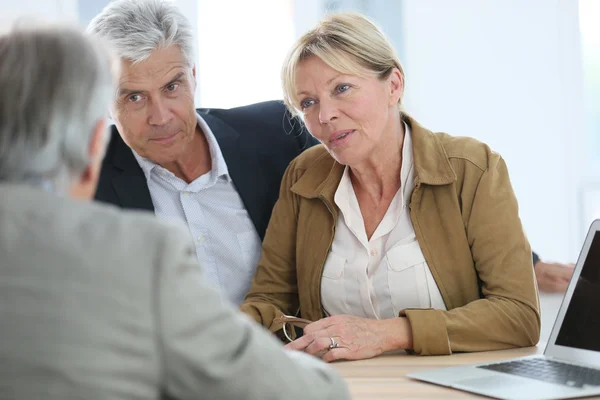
[240,13,540,361]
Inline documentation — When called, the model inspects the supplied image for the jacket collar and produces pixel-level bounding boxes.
[109,109,271,239]
[110,125,155,211]
[291,113,456,202]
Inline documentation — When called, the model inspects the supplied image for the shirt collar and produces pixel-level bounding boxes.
[132,113,231,183]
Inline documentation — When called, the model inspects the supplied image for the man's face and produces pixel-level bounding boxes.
[112,45,198,166]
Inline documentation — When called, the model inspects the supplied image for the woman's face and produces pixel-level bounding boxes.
[294,56,403,166]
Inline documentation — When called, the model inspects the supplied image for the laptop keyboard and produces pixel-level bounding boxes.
[478,358,600,388]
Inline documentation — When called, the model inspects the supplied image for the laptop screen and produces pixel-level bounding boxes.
[555,231,600,352]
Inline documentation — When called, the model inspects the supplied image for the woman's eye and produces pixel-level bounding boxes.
[300,99,315,109]
[336,84,350,93]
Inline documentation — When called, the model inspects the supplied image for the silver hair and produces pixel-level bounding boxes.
[87,0,195,66]
[0,23,116,189]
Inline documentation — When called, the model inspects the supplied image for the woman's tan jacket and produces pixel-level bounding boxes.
[240,114,540,356]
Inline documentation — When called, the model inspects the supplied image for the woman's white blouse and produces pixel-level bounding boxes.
[321,123,447,319]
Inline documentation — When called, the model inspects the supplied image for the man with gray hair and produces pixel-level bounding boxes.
[0,23,348,400]
[89,0,317,306]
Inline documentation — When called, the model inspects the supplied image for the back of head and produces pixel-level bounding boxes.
[282,12,405,115]
[0,23,116,190]
[87,0,194,66]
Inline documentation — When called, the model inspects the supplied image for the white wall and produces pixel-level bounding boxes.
[396,0,586,264]
[0,0,78,24]
[78,0,109,26]
[293,0,324,40]
[196,0,294,108]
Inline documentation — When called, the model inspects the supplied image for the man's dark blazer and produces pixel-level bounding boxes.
[95,100,317,240]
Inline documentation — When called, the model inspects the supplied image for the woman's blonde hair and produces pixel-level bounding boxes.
[282,12,405,116]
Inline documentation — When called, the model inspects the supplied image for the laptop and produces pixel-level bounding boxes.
[407,219,600,400]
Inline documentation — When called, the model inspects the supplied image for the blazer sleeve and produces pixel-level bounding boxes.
[402,153,541,355]
[155,224,349,400]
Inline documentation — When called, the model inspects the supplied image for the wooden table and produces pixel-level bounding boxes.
[332,345,600,400]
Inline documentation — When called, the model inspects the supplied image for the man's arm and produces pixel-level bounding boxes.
[155,224,349,400]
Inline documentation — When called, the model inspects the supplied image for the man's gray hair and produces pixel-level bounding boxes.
[87,0,195,66]
[0,24,116,189]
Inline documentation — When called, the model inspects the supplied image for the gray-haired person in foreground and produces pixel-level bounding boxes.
[0,24,349,400]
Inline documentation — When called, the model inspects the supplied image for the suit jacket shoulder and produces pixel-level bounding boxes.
[199,100,315,166]
[0,183,350,400]
[0,184,187,398]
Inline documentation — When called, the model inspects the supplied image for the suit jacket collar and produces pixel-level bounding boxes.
[111,126,154,212]
[109,109,270,239]
[201,111,270,239]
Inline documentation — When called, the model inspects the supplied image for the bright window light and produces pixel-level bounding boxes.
[197,0,295,108]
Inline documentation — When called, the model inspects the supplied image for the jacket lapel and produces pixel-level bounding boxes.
[201,112,270,239]
[110,130,154,212]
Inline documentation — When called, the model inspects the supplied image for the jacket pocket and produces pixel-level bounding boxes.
[386,241,431,315]
[322,251,345,279]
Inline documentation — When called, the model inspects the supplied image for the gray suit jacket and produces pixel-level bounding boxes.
[0,184,349,400]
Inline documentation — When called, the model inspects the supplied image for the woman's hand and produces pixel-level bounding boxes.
[284,315,413,362]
